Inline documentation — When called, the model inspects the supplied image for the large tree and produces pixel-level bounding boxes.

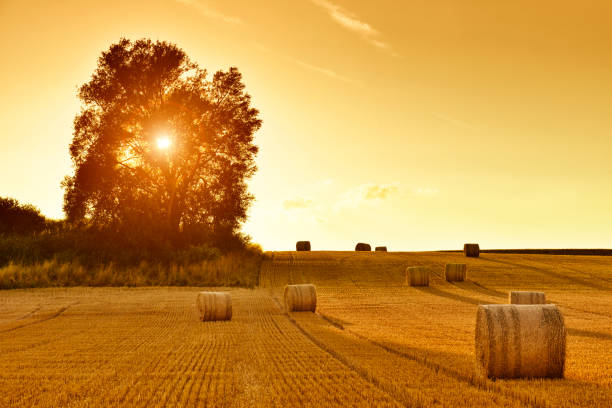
[63,38,261,244]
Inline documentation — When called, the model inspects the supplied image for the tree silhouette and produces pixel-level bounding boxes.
[63,39,261,245]
[0,197,47,235]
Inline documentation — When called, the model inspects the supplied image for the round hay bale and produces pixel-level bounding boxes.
[375,246,387,252]
[296,241,311,251]
[196,292,232,321]
[355,243,371,251]
[464,243,480,257]
[475,304,566,379]
[406,266,429,286]
[284,284,317,312]
[509,291,546,304]
[445,263,467,282]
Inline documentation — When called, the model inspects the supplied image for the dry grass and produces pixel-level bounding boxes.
[196,291,232,321]
[509,291,546,304]
[0,252,261,289]
[1,251,611,407]
[263,251,612,407]
[475,304,566,378]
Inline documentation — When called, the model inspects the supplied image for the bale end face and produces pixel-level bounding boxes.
[464,243,480,257]
[445,263,467,282]
[375,246,387,252]
[509,291,546,304]
[196,292,232,321]
[284,284,317,312]
[355,243,371,251]
[406,266,429,286]
[475,304,566,379]
[296,241,311,251]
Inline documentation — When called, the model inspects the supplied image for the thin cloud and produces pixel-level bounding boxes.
[251,42,356,84]
[309,0,396,55]
[175,0,242,24]
[433,112,476,130]
[251,42,271,53]
[413,187,439,196]
[291,59,358,84]
[335,183,399,210]
[364,184,399,200]
[283,198,314,210]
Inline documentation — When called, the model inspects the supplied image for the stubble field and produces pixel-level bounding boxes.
[1,251,611,407]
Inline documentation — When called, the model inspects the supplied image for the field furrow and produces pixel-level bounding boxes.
[1,251,610,407]
[261,251,612,408]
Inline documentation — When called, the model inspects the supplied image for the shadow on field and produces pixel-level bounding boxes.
[480,257,610,291]
[451,280,507,299]
[567,327,612,341]
[413,286,488,305]
[310,312,555,408]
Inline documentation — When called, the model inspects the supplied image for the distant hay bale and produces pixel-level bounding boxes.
[406,266,429,286]
[464,243,480,257]
[296,241,311,251]
[196,292,232,321]
[509,291,546,304]
[375,246,387,252]
[475,304,566,379]
[445,263,467,282]
[355,243,371,251]
[284,284,317,312]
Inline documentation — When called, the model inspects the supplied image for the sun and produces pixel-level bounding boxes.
[156,136,171,150]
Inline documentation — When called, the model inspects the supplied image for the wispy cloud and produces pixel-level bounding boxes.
[309,0,396,55]
[252,41,357,84]
[291,59,358,84]
[251,42,271,53]
[283,197,314,210]
[335,183,399,210]
[413,187,439,196]
[363,184,399,200]
[175,0,242,24]
[433,112,476,130]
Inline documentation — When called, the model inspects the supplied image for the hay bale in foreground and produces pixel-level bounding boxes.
[355,243,371,251]
[296,241,311,251]
[445,263,467,282]
[406,266,429,286]
[284,284,317,312]
[475,304,566,378]
[375,246,387,252]
[464,243,480,257]
[509,291,546,304]
[196,292,232,321]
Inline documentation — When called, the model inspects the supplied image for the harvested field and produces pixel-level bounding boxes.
[509,290,546,304]
[1,251,611,407]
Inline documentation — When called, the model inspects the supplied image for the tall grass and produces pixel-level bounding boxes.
[0,230,226,267]
[0,251,263,289]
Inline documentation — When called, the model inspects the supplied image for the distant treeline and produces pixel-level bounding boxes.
[442,249,612,256]
[0,197,60,235]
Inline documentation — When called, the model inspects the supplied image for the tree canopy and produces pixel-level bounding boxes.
[0,197,47,235]
[63,38,261,246]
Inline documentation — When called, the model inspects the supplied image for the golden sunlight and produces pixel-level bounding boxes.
[156,136,171,149]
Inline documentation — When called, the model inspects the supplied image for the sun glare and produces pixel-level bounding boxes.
[156,136,171,150]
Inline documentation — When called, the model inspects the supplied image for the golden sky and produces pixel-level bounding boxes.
[1,0,612,250]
